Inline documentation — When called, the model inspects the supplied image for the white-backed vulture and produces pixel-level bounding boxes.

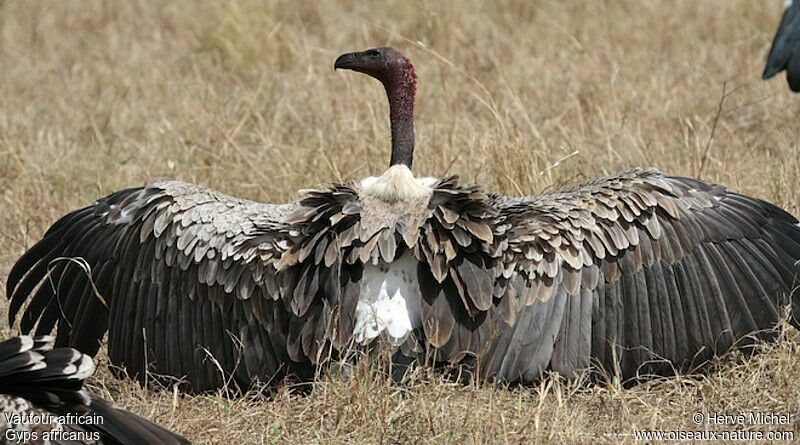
[6,47,800,392]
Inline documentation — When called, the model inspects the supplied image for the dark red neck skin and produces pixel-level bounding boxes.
[383,55,416,169]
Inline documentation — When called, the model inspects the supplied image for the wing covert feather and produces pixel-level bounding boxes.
[6,181,301,392]
[487,168,800,382]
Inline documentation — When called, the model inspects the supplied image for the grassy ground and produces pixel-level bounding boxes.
[1,0,799,442]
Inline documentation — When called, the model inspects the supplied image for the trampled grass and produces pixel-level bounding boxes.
[1,0,798,442]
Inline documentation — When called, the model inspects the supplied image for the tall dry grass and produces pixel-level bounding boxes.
[0,0,798,442]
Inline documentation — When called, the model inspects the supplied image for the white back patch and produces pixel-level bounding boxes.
[353,252,422,345]
[359,165,435,203]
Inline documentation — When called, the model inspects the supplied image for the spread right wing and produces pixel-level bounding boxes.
[6,181,306,392]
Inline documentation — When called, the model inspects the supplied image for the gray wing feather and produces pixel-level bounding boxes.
[488,168,800,383]
[6,181,300,392]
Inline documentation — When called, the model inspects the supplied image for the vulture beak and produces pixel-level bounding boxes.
[334,52,358,71]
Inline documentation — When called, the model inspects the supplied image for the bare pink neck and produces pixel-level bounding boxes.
[384,57,416,168]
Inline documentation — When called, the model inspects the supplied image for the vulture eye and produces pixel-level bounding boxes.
[366,50,381,58]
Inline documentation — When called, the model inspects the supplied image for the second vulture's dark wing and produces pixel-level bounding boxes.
[6,181,306,393]
[764,0,800,91]
[0,335,190,444]
[485,168,800,383]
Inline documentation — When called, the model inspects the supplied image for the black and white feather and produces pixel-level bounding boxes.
[0,335,190,444]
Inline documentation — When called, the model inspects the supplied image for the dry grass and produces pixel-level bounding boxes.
[1,0,799,443]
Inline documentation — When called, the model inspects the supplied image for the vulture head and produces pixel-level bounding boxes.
[334,47,415,88]
[335,47,417,168]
